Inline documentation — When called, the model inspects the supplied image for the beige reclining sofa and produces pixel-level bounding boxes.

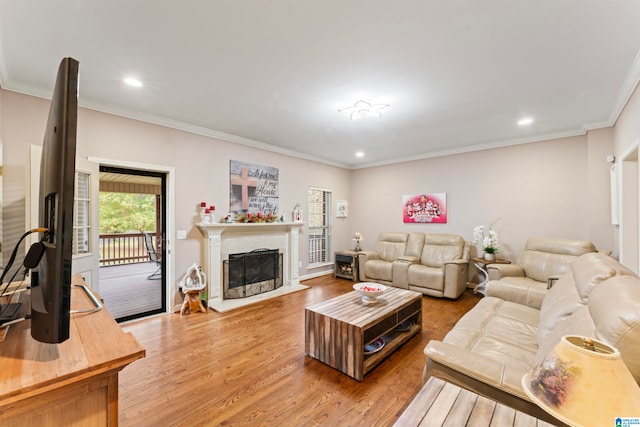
[357,232,469,299]
[485,237,598,307]
[423,252,640,423]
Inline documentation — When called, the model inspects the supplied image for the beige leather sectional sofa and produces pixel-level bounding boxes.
[357,232,469,299]
[423,252,640,422]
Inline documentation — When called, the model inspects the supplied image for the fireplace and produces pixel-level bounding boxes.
[224,249,283,299]
[197,222,308,312]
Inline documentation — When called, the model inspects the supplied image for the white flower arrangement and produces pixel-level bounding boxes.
[473,219,499,254]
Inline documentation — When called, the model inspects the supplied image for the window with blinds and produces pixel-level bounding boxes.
[308,187,332,266]
[73,171,90,255]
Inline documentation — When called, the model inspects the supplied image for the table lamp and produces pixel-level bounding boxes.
[352,232,363,252]
[522,335,640,427]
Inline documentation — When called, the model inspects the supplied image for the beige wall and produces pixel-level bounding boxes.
[350,133,615,260]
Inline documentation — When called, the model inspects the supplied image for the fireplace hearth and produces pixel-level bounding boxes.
[223,249,283,299]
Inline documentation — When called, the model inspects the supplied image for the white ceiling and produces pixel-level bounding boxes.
[1,1,640,169]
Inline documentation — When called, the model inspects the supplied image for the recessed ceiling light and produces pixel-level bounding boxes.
[518,117,534,126]
[123,77,143,88]
[355,151,365,158]
[339,100,389,120]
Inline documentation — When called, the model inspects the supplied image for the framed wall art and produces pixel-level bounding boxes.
[336,200,348,218]
[229,160,279,215]
[402,193,447,223]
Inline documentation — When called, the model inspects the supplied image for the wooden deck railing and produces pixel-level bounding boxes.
[100,233,153,266]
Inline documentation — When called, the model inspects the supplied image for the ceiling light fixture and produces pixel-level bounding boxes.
[123,77,143,88]
[339,100,389,120]
[518,117,534,126]
[355,151,365,158]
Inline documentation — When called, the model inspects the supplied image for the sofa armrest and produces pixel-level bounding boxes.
[392,258,418,289]
[445,259,468,266]
[487,263,524,281]
[357,251,379,281]
[357,250,379,261]
[397,255,420,263]
[484,280,547,308]
[442,261,469,299]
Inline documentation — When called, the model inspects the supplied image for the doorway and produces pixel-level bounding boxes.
[98,166,167,321]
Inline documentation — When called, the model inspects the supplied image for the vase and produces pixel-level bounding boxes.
[483,252,496,262]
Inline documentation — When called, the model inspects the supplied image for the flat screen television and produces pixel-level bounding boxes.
[30,57,79,344]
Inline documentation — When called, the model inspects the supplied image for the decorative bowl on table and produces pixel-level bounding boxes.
[353,282,388,303]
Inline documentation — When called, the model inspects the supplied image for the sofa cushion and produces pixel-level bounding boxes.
[406,232,425,258]
[518,237,596,283]
[535,305,596,365]
[437,297,539,398]
[407,264,443,291]
[420,234,465,268]
[365,260,394,282]
[443,297,539,355]
[572,252,635,301]
[589,275,640,383]
[536,272,583,344]
[485,277,547,308]
[374,232,409,262]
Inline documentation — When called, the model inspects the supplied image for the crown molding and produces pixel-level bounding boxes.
[607,48,640,126]
[350,128,590,170]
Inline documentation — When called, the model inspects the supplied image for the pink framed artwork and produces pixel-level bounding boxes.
[403,193,447,223]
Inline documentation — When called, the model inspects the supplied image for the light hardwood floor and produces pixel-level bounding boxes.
[119,275,481,426]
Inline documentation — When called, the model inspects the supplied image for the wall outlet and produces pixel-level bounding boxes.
[177,230,187,239]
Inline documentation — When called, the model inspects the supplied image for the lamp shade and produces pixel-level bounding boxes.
[522,335,640,427]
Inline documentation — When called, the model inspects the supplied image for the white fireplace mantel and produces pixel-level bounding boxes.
[196,222,307,312]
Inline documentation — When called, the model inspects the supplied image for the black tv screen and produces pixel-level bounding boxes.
[30,57,79,344]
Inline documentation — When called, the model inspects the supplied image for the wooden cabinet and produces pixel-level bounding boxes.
[335,250,358,280]
[0,277,145,426]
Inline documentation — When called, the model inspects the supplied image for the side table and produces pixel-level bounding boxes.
[335,250,358,280]
[471,257,510,295]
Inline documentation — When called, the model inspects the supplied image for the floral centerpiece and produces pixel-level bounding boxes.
[473,218,499,260]
[234,212,276,223]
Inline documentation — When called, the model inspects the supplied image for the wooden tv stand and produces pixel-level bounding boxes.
[0,276,145,426]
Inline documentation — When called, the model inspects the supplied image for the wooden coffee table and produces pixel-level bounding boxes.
[305,287,422,381]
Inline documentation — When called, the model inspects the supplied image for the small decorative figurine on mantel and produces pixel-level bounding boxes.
[293,203,303,223]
